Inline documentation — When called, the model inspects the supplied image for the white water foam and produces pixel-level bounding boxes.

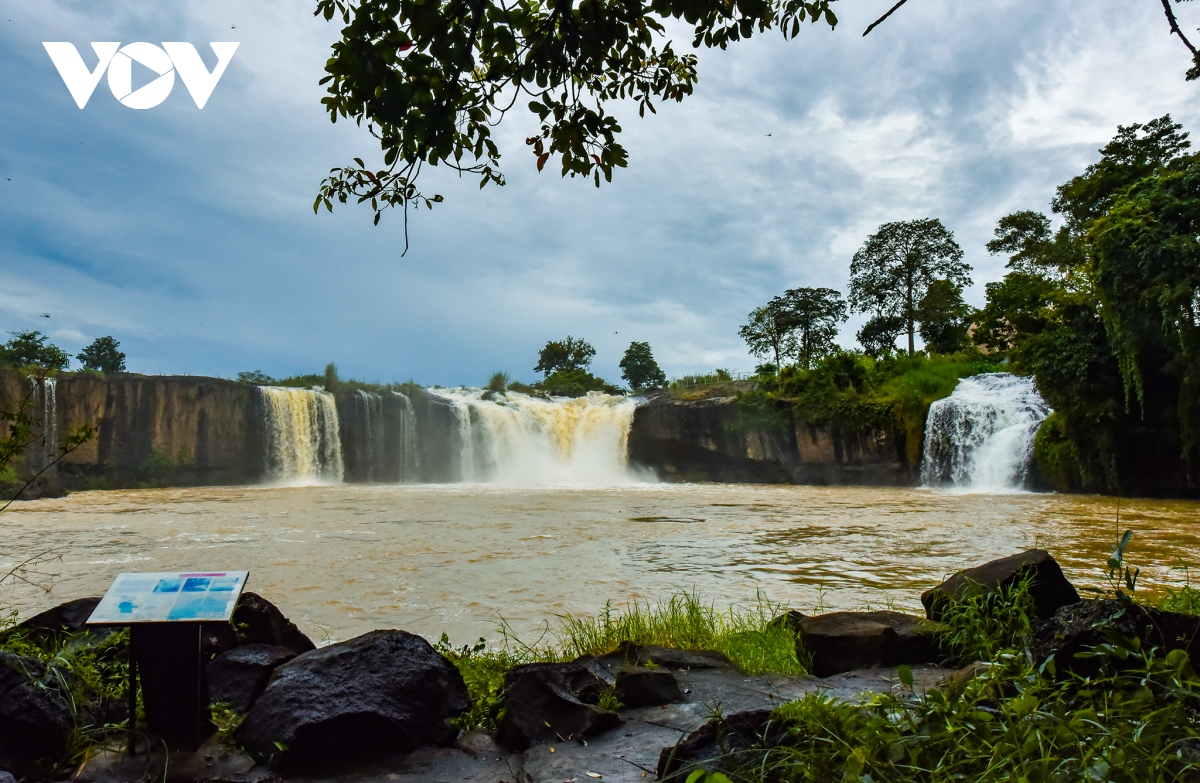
[426,388,647,486]
[920,373,1051,493]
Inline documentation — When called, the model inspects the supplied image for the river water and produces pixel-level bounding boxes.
[1,484,1197,646]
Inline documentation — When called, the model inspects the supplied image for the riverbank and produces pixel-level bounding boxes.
[2,549,1197,781]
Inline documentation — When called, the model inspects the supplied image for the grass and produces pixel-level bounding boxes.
[933,573,1037,666]
[0,622,131,774]
[436,591,808,733]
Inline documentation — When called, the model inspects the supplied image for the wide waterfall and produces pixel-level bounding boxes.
[426,388,644,484]
[258,387,344,484]
[920,372,1051,492]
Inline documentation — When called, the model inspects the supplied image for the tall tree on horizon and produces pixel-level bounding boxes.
[778,287,847,370]
[77,336,126,374]
[619,341,667,391]
[848,219,971,355]
[739,299,797,369]
[535,336,596,377]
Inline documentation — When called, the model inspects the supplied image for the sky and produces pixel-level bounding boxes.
[1,0,1198,386]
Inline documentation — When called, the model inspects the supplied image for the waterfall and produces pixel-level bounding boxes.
[920,373,1051,492]
[391,391,420,482]
[39,377,58,469]
[425,388,644,485]
[257,387,344,484]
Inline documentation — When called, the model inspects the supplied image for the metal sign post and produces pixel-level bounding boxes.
[87,571,249,750]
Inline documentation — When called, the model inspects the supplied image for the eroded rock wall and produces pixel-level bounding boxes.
[0,370,264,493]
[628,394,915,485]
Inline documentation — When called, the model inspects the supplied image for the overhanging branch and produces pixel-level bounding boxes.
[863,0,909,37]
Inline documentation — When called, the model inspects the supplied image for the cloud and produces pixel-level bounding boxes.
[0,0,1197,384]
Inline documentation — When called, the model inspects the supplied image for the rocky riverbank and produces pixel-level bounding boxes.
[3,549,1196,782]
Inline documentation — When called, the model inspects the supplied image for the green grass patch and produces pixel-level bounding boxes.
[933,574,1037,666]
[434,634,528,733]
[547,591,807,676]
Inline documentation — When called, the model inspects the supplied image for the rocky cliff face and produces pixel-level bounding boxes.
[0,370,264,494]
[628,394,915,485]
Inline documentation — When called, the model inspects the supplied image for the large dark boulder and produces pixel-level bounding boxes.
[238,630,467,768]
[922,549,1080,622]
[614,665,683,708]
[1030,599,1200,676]
[657,708,775,781]
[494,662,621,751]
[208,644,297,714]
[0,653,73,774]
[202,592,315,657]
[15,597,102,634]
[795,611,937,678]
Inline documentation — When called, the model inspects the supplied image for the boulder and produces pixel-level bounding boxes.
[614,665,683,708]
[202,592,315,657]
[796,611,937,678]
[208,644,297,714]
[15,596,102,634]
[493,662,621,751]
[0,653,73,773]
[657,708,775,781]
[1030,598,1200,677]
[238,630,468,768]
[922,549,1080,622]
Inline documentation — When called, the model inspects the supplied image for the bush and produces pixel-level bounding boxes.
[536,369,621,397]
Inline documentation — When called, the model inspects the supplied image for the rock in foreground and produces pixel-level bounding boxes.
[793,611,937,678]
[239,630,468,768]
[0,652,73,776]
[1031,598,1200,676]
[494,662,622,751]
[208,644,297,714]
[922,549,1080,621]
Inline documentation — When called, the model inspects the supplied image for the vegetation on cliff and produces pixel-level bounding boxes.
[982,116,1200,495]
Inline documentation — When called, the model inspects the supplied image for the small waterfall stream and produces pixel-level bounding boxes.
[427,388,643,484]
[391,391,419,482]
[258,387,344,483]
[920,373,1051,492]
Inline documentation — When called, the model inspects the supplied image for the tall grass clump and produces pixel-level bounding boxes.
[933,573,1037,666]
[487,371,510,393]
[550,591,807,676]
[434,634,528,733]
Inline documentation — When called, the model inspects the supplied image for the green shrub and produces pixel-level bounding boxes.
[933,574,1037,666]
[434,634,529,733]
[536,369,621,397]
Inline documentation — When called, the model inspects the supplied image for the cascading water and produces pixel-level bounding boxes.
[391,391,420,482]
[426,388,644,485]
[38,377,58,469]
[257,387,344,484]
[920,372,1051,492]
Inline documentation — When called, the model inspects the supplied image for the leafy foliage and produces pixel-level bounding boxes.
[434,634,526,732]
[75,337,126,374]
[1,331,70,371]
[856,314,904,358]
[848,219,971,355]
[312,0,837,243]
[777,287,846,370]
[236,370,277,384]
[915,279,971,354]
[981,115,1200,494]
[535,335,596,376]
[619,341,666,390]
[739,301,797,369]
[536,368,620,396]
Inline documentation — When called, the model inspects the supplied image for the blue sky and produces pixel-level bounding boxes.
[1,0,1198,386]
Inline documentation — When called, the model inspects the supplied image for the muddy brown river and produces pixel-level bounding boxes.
[1,484,1196,645]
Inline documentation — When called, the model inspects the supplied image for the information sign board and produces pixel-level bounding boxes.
[87,571,249,624]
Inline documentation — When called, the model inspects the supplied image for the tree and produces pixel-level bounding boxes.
[77,336,126,374]
[915,280,972,354]
[1,331,69,370]
[237,370,277,385]
[739,300,796,369]
[848,219,971,355]
[535,336,596,377]
[778,287,846,370]
[312,0,838,246]
[856,315,905,358]
[619,342,666,390]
